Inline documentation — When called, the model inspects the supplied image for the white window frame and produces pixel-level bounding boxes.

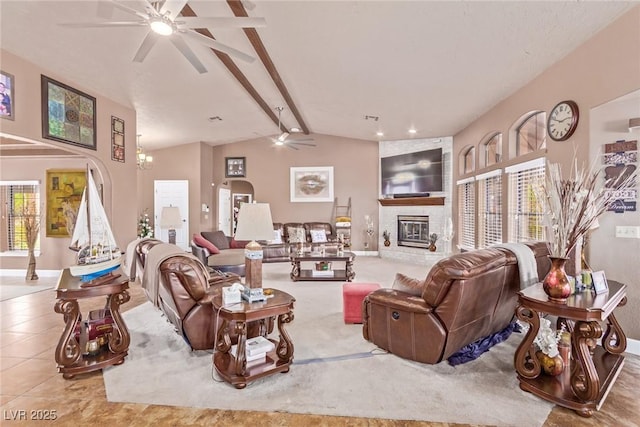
[506,158,546,243]
[476,169,502,248]
[456,177,476,250]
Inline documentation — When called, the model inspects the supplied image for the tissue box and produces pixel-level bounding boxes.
[222,285,242,305]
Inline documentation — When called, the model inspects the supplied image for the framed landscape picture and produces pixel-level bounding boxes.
[290,166,334,202]
[41,75,97,150]
[45,169,86,237]
[0,70,15,120]
[225,157,246,177]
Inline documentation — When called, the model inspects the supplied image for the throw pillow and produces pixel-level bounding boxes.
[268,229,283,245]
[310,229,328,243]
[287,226,306,243]
[201,230,230,250]
[193,234,220,254]
[391,273,424,296]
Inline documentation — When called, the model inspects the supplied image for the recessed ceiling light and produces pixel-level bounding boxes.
[408,129,417,134]
[376,131,384,137]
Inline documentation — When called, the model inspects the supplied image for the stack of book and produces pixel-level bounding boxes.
[231,336,275,366]
[312,269,334,277]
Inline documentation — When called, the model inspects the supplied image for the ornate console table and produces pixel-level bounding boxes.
[514,280,627,417]
[54,268,131,379]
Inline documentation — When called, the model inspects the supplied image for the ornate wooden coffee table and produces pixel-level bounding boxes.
[290,251,356,282]
[212,289,295,389]
[514,280,627,417]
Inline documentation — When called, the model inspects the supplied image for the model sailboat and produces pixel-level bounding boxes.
[69,169,121,281]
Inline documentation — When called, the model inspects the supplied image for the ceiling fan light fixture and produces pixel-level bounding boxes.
[277,132,289,142]
[290,127,301,133]
[150,18,174,36]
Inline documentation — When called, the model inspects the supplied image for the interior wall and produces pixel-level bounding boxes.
[0,49,138,271]
[209,134,379,251]
[451,7,640,339]
[589,89,640,339]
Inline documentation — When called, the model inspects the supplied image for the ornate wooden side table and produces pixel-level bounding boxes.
[514,280,627,417]
[213,289,295,389]
[54,268,131,379]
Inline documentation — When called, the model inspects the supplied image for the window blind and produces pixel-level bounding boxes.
[477,172,502,247]
[1,181,40,251]
[457,181,475,250]
[507,160,546,243]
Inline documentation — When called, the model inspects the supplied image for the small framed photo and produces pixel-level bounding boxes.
[225,157,246,178]
[0,70,15,121]
[591,270,609,295]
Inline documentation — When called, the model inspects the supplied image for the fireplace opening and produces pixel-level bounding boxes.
[397,215,430,249]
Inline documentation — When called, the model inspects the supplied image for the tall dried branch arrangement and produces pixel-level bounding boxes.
[19,203,41,280]
[537,156,636,258]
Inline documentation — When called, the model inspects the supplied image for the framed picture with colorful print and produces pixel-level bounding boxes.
[0,70,15,120]
[111,116,125,162]
[41,75,97,150]
[45,169,86,237]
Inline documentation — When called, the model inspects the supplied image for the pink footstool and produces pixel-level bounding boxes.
[342,283,381,324]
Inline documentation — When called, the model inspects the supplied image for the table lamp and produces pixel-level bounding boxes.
[160,206,182,244]
[234,202,274,288]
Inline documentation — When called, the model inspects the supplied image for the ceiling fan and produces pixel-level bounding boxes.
[271,107,315,150]
[59,0,266,73]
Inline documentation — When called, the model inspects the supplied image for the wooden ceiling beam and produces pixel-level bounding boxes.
[180,4,282,131]
[226,0,310,135]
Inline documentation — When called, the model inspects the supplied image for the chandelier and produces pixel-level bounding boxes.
[136,134,153,170]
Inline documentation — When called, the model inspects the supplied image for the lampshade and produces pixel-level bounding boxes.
[234,203,274,241]
[160,206,182,229]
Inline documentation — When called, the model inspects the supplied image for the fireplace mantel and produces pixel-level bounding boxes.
[378,197,445,206]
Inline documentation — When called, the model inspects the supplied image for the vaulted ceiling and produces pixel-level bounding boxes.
[0,1,635,152]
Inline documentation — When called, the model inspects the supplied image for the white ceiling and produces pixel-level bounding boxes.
[0,1,636,150]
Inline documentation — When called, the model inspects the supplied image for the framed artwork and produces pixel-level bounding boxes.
[45,169,86,237]
[225,157,246,178]
[111,116,125,162]
[591,270,609,295]
[290,166,334,202]
[41,75,97,150]
[0,70,15,120]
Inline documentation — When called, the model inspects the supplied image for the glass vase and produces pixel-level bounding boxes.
[542,256,571,303]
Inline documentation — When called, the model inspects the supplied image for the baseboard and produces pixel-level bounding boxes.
[626,338,640,356]
[0,269,61,278]
[352,251,379,256]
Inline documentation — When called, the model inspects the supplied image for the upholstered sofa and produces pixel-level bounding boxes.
[191,222,340,267]
[362,241,551,364]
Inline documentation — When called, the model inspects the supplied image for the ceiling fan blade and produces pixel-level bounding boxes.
[286,144,300,150]
[159,0,188,21]
[290,142,316,147]
[133,31,160,62]
[59,21,147,28]
[178,17,266,29]
[183,30,256,63]
[169,34,207,74]
[108,0,151,20]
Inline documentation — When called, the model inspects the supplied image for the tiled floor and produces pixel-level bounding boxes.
[1,276,638,426]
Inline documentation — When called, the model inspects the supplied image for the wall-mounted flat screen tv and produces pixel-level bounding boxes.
[381,148,443,195]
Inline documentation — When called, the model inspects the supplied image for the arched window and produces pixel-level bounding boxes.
[516,112,546,156]
[459,146,475,175]
[483,133,502,168]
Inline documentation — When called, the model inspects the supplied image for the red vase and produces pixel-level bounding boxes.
[542,256,571,303]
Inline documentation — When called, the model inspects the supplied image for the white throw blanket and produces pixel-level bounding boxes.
[492,243,539,289]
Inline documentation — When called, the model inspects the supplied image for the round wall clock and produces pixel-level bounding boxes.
[547,100,579,141]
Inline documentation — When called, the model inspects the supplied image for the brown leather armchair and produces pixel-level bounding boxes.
[157,254,268,351]
[158,254,240,350]
[362,242,551,364]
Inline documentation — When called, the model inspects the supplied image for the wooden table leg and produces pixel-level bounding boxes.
[571,320,603,407]
[514,304,541,380]
[345,258,355,281]
[290,260,300,281]
[54,299,82,375]
[276,311,295,369]
[107,290,131,355]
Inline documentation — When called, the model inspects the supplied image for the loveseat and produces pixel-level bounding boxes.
[362,241,551,364]
[190,222,340,267]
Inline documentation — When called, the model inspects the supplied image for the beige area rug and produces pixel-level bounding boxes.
[103,257,553,426]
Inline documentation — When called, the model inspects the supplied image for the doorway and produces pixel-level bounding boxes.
[154,180,189,251]
[218,188,231,235]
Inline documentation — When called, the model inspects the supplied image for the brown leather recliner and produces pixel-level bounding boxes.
[157,254,268,351]
[362,242,551,364]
